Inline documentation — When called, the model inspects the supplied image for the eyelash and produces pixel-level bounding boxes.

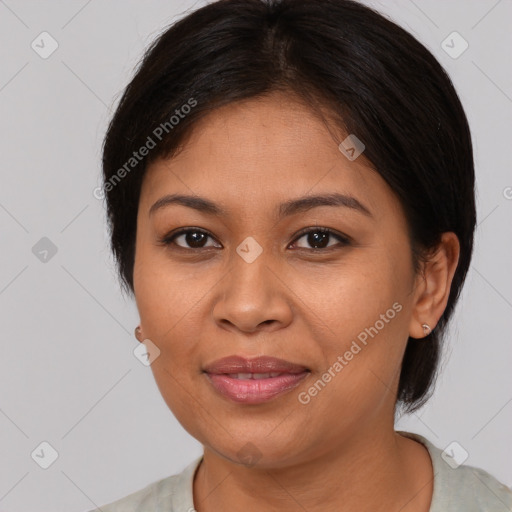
[158,226,351,252]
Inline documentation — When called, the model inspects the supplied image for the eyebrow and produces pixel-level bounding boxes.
[149,192,373,219]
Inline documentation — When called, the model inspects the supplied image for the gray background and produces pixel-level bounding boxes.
[0,0,510,510]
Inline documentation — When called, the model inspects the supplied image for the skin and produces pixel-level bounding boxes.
[133,91,460,512]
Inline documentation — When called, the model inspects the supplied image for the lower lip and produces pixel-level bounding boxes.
[205,372,310,404]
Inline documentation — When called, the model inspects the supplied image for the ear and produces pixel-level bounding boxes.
[409,232,460,339]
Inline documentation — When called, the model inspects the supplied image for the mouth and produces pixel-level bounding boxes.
[203,355,311,404]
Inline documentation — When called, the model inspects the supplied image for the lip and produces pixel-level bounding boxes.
[203,355,310,404]
[203,355,309,374]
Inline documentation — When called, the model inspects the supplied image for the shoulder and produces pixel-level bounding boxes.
[398,431,512,512]
[86,455,202,512]
[440,463,512,510]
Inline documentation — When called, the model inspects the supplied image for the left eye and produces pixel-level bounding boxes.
[290,228,350,250]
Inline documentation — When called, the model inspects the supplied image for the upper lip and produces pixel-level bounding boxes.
[203,355,309,375]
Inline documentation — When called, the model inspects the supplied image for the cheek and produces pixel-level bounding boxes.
[134,242,215,336]
[132,258,208,407]
[289,249,410,337]
[133,256,212,430]
[287,250,412,396]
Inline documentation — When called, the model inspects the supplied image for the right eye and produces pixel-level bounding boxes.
[158,228,222,250]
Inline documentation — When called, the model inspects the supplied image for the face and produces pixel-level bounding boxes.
[133,92,423,468]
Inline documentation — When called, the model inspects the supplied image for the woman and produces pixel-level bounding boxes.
[91,0,512,510]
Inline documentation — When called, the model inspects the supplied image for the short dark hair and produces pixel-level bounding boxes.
[101,0,476,414]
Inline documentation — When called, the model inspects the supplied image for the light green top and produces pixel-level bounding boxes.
[89,431,512,511]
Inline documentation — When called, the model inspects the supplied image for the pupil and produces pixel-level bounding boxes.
[187,231,206,248]
[309,231,328,249]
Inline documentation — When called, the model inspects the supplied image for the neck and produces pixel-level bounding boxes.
[193,427,434,512]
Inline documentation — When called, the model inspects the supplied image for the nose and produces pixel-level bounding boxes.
[212,252,293,334]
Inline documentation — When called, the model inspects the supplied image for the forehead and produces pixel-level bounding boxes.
[140,93,396,221]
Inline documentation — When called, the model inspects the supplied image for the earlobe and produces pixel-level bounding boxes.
[134,325,143,342]
[408,232,460,339]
